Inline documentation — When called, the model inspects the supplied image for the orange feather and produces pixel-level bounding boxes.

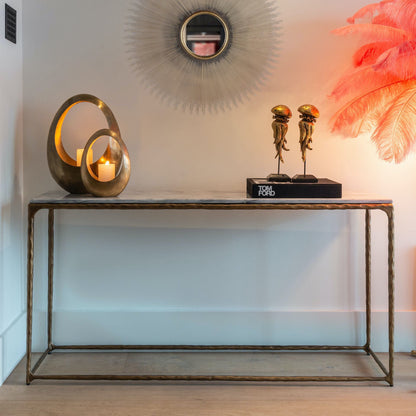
[372,84,416,162]
[352,41,400,66]
[332,23,411,42]
[330,0,416,163]
[329,65,400,101]
[372,13,399,27]
[373,40,416,78]
[331,80,416,138]
[383,0,416,33]
[347,3,382,24]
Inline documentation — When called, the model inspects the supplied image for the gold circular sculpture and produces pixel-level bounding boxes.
[47,94,122,194]
[180,11,230,61]
[80,129,130,197]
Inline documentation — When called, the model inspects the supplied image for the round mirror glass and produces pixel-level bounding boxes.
[180,11,229,60]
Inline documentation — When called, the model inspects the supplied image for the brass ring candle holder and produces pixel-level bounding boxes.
[80,129,130,197]
[47,94,122,194]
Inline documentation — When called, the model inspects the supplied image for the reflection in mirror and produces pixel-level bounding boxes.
[181,11,229,60]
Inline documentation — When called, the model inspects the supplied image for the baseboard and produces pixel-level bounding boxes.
[0,312,26,385]
[30,310,416,353]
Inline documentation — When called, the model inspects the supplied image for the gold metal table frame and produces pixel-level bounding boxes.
[26,193,395,385]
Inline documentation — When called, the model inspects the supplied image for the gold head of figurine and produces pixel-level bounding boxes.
[271,105,292,163]
[298,104,320,163]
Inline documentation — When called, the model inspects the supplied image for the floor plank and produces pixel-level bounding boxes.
[1,352,415,416]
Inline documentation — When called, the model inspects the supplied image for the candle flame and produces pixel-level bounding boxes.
[99,157,111,165]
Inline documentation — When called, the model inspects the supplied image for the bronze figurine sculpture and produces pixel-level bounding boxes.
[298,104,319,163]
[267,105,292,182]
[272,105,291,162]
[292,104,320,183]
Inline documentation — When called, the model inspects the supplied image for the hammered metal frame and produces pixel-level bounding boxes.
[47,94,122,194]
[80,129,131,197]
[26,200,394,385]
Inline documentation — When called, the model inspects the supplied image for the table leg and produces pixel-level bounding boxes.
[365,209,371,353]
[48,209,55,352]
[26,206,37,385]
[386,206,395,386]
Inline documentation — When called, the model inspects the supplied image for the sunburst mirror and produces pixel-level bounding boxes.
[125,0,281,112]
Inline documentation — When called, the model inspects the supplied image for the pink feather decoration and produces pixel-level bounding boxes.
[347,3,382,24]
[372,85,416,162]
[329,66,400,101]
[373,40,416,78]
[352,41,401,67]
[332,23,411,42]
[330,0,416,162]
[331,80,416,137]
[372,13,399,27]
[384,0,416,32]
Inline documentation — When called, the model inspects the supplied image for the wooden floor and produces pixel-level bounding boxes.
[1,352,416,415]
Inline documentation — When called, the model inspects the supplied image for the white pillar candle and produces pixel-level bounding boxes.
[76,149,93,167]
[98,161,115,182]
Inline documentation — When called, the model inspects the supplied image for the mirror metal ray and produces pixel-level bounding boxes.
[126,0,281,112]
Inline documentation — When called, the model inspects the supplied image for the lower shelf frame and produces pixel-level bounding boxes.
[27,344,392,385]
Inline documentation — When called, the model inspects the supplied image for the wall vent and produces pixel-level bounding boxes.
[5,4,17,44]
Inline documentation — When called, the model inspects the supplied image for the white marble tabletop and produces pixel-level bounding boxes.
[30,191,393,205]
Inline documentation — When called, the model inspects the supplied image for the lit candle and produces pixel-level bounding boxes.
[76,149,93,167]
[98,161,115,182]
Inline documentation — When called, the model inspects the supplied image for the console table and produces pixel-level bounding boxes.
[26,192,394,385]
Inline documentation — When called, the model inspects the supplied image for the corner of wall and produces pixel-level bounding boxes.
[0,0,25,385]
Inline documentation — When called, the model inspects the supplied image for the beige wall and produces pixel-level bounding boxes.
[22,0,416,351]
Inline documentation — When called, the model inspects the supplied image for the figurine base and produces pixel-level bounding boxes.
[267,173,291,183]
[292,174,318,183]
[247,178,342,198]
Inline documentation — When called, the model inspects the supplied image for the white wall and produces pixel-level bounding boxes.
[0,0,25,385]
[22,0,416,353]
